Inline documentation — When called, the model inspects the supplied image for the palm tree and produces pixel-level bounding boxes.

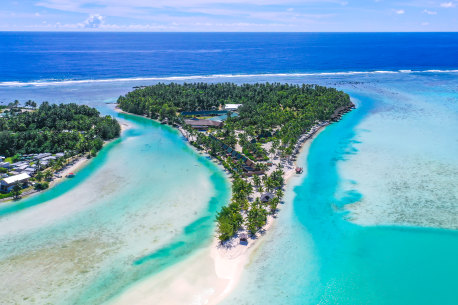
[35,171,44,182]
[12,184,22,199]
[253,175,261,189]
[269,147,275,159]
[269,197,280,214]
[52,163,61,173]
[276,189,284,200]
[44,170,53,181]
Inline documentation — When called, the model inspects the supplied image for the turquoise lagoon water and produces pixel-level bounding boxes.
[220,73,458,305]
[0,71,456,304]
[0,108,230,304]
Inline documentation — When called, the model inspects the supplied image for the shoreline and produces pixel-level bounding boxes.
[110,99,354,305]
[0,119,130,203]
[49,121,131,189]
[206,126,327,305]
[109,111,329,305]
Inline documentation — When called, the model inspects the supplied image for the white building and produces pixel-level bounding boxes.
[1,173,31,192]
[224,104,242,111]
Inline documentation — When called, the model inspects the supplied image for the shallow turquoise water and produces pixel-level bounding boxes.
[0,109,230,304]
[0,72,456,304]
[221,74,458,305]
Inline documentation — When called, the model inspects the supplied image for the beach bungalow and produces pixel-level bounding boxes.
[260,192,275,203]
[0,173,31,192]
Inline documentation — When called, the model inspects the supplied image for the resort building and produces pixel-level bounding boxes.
[0,173,31,192]
[184,119,223,130]
[224,104,242,111]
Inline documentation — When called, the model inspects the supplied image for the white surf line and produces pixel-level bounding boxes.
[1,70,458,87]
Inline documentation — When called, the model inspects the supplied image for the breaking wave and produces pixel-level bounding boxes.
[1,69,458,87]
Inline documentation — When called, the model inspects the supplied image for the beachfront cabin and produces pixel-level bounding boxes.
[224,104,242,111]
[0,173,31,193]
[239,233,248,243]
[260,192,275,203]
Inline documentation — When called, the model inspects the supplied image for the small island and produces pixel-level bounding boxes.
[118,82,354,244]
[0,101,121,200]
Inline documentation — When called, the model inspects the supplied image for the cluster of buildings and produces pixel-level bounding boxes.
[0,152,65,193]
[207,135,264,176]
[182,104,266,176]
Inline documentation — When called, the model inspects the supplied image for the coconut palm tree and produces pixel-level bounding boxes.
[12,184,22,199]
[44,170,53,181]
[35,171,44,182]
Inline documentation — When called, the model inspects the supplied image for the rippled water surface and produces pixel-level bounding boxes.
[0,71,456,304]
[0,105,230,304]
[221,72,458,305]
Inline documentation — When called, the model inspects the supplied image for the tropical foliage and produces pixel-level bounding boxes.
[0,102,120,157]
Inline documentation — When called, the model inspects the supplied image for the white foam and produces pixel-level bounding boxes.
[1,69,458,87]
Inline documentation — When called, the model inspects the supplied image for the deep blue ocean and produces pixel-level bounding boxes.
[1,32,458,82]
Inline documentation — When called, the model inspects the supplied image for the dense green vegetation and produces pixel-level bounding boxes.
[118,82,353,242]
[0,102,121,157]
